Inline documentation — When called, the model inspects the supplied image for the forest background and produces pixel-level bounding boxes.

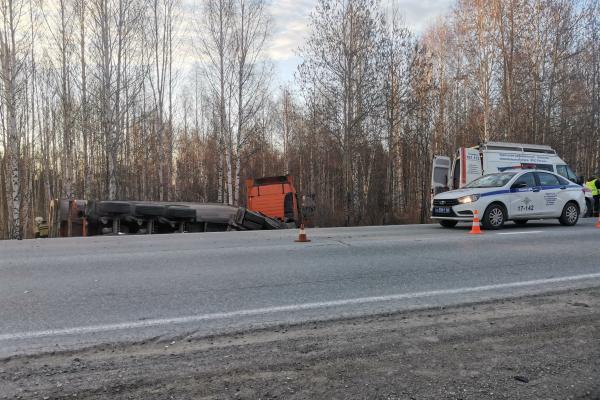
[0,0,598,239]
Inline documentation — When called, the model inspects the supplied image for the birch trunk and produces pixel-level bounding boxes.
[0,0,22,239]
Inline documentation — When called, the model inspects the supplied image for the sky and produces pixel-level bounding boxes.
[179,0,455,88]
[264,0,455,85]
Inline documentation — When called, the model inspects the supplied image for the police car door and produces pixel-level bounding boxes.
[509,172,544,218]
[536,172,564,217]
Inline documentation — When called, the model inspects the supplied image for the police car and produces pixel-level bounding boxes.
[431,170,586,229]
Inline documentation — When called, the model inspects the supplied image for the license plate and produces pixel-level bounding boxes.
[434,207,451,214]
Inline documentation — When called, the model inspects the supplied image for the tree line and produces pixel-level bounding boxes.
[1,0,598,239]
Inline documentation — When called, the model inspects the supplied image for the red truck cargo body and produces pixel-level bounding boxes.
[245,175,299,223]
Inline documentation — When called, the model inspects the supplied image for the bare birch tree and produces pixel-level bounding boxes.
[89,0,144,199]
[148,0,178,201]
[230,0,270,205]
[0,0,29,239]
[197,0,234,204]
[298,0,386,225]
[0,0,598,239]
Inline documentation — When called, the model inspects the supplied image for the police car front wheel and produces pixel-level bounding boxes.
[559,202,579,226]
[482,203,506,230]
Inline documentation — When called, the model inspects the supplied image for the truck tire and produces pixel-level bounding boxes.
[133,204,165,217]
[559,202,579,226]
[97,201,132,215]
[164,206,195,220]
[482,203,506,230]
[439,220,458,228]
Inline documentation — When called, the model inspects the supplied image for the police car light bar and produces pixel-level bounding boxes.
[497,164,537,172]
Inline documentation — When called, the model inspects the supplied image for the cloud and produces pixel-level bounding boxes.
[267,0,453,61]
[266,0,314,61]
[393,0,454,31]
[269,0,454,83]
[177,0,455,84]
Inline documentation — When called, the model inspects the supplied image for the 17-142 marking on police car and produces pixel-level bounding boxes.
[518,204,534,212]
[518,197,534,212]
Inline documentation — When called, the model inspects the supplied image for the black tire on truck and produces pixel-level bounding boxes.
[133,204,165,217]
[97,201,132,216]
[164,206,195,219]
[439,220,458,228]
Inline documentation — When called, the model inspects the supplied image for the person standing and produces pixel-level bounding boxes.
[586,176,599,217]
[595,176,600,217]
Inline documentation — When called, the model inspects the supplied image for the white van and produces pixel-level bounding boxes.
[431,141,592,215]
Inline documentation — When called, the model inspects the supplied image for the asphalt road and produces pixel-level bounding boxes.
[1,218,600,358]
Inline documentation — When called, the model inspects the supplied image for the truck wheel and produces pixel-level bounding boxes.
[164,206,195,219]
[559,202,579,226]
[97,201,132,216]
[439,220,458,228]
[133,204,165,217]
[482,203,506,230]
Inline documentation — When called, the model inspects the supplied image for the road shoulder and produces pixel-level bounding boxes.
[2,287,599,399]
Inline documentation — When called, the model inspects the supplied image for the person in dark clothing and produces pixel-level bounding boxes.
[595,176,600,217]
[584,176,599,217]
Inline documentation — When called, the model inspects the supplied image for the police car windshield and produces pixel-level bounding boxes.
[464,173,517,188]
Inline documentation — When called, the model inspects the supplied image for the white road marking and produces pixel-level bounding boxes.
[2,272,600,342]
[497,231,544,235]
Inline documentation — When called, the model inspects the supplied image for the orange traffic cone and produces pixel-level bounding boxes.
[596,213,600,229]
[295,224,311,242]
[469,210,482,234]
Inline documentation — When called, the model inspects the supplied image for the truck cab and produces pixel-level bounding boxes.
[245,175,301,225]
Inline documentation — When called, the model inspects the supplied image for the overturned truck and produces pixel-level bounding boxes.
[48,175,309,238]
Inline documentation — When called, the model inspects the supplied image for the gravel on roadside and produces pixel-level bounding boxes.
[1,288,599,400]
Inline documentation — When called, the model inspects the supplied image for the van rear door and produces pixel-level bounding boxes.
[459,147,483,187]
[432,156,451,196]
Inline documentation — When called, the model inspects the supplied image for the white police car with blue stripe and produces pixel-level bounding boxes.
[431,170,586,229]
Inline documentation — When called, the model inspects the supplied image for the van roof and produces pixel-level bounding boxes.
[476,141,556,154]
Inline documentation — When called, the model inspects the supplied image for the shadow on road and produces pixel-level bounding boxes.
[447,217,598,231]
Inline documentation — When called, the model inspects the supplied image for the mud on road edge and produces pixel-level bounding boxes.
[2,287,600,399]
